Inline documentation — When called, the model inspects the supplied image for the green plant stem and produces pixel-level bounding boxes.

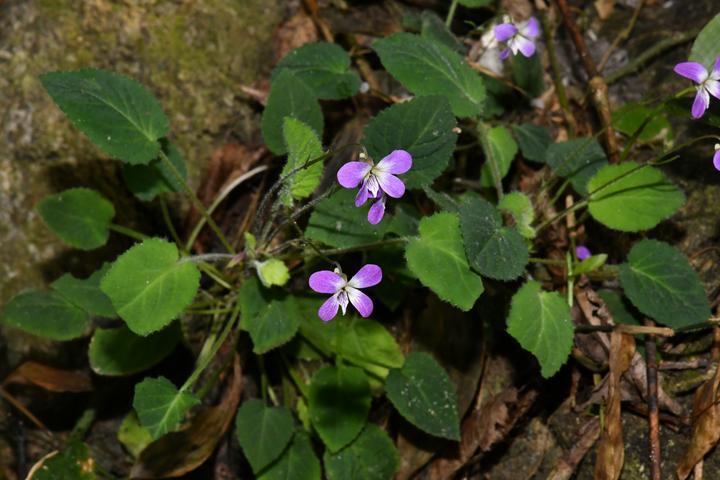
[186,165,269,252]
[535,200,587,232]
[477,122,504,200]
[529,257,565,266]
[181,301,240,394]
[158,149,235,254]
[180,253,237,264]
[281,354,309,399]
[109,223,147,241]
[259,355,269,402]
[446,0,459,27]
[197,262,233,290]
[605,29,700,85]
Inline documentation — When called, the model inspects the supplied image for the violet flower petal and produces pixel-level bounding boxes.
[705,79,720,100]
[713,150,720,171]
[309,271,344,294]
[346,287,373,317]
[692,88,710,119]
[318,295,340,321]
[348,264,382,289]
[375,171,405,198]
[337,162,371,188]
[494,23,518,42]
[514,36,536,57]
[522,17,540,38]
[376,149,412,175]
[355,184,371,207]
[367,196,386,225]
[713,56,720,77]
[499,48,511,60]
[674,62,708,84]
[575,246,591,261]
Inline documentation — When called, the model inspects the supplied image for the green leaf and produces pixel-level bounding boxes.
[373,32,486,117]
[37,188,115,250]
[31,441,96,480]
[612,103,672,143]
[308,365,371,452]
[89,324,180,376]
[457,0,493,6]
[618,239,710,328]
[298,314,404,379]
[305,189,388,248]
[133,376,200,440]
[272,42,361,100]
[385,352,460,440]
[100,238,200,336]
[513,123,552,164]
[498,192,535,239]
[50,264,115,317]
[507,281,574,378]
[587,162,685,232]
[246,296,301,354]
[405,213,483,311]
[39,69,169,164]
[363,96,457,188]
[459,197,528,280]
[598,289,639,326]
[480,126,518,188]
[122,140,187,201]
[256,259,291,288]
[418,11,463,52]
[690,14,720,70]
[0,290,89,341]
[324,424,399,480]
[545,138,608,196]
[235,399,295,474]
[573,254,608,275]
[118,412,152,458]
[280,117,324,204]
[258,431,321,480]
[262,70,324,155]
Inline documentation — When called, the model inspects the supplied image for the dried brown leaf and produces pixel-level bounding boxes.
[547,417,601,480]
[594,0,615,19]
[3,361,92,393]
[677,330,720,480]
[272,9,318,65]
[594,332,635,480]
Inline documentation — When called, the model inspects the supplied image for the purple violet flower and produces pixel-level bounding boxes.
[494,17,540,60]
[336,150,412,224]
[309,264,382,321]
[714,144,720,171]
[575,245,591,261]
[674,57,720,119]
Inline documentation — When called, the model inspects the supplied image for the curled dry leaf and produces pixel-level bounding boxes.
[3,361,92,393]
[574,281,683,416]
[130,357,242,479]
[677,329,720,480]
[594,331,635,480]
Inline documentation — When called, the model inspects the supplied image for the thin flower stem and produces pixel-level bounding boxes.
[186,165,269,252]
[109,223,147,241]
[158,149,236,254]
[251,143,363,238]
[197,263,233,290]
[477,121,504,200]
[179,253,237,264]
[445,0,459,27]
[597,0,644,72]
[535,200,587,232]
[261,184,339,248]
[159,195,186,252]
[259,355,269,402]
[314,238,407,257]
[528,257,565,266]
[541,12,577,135]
